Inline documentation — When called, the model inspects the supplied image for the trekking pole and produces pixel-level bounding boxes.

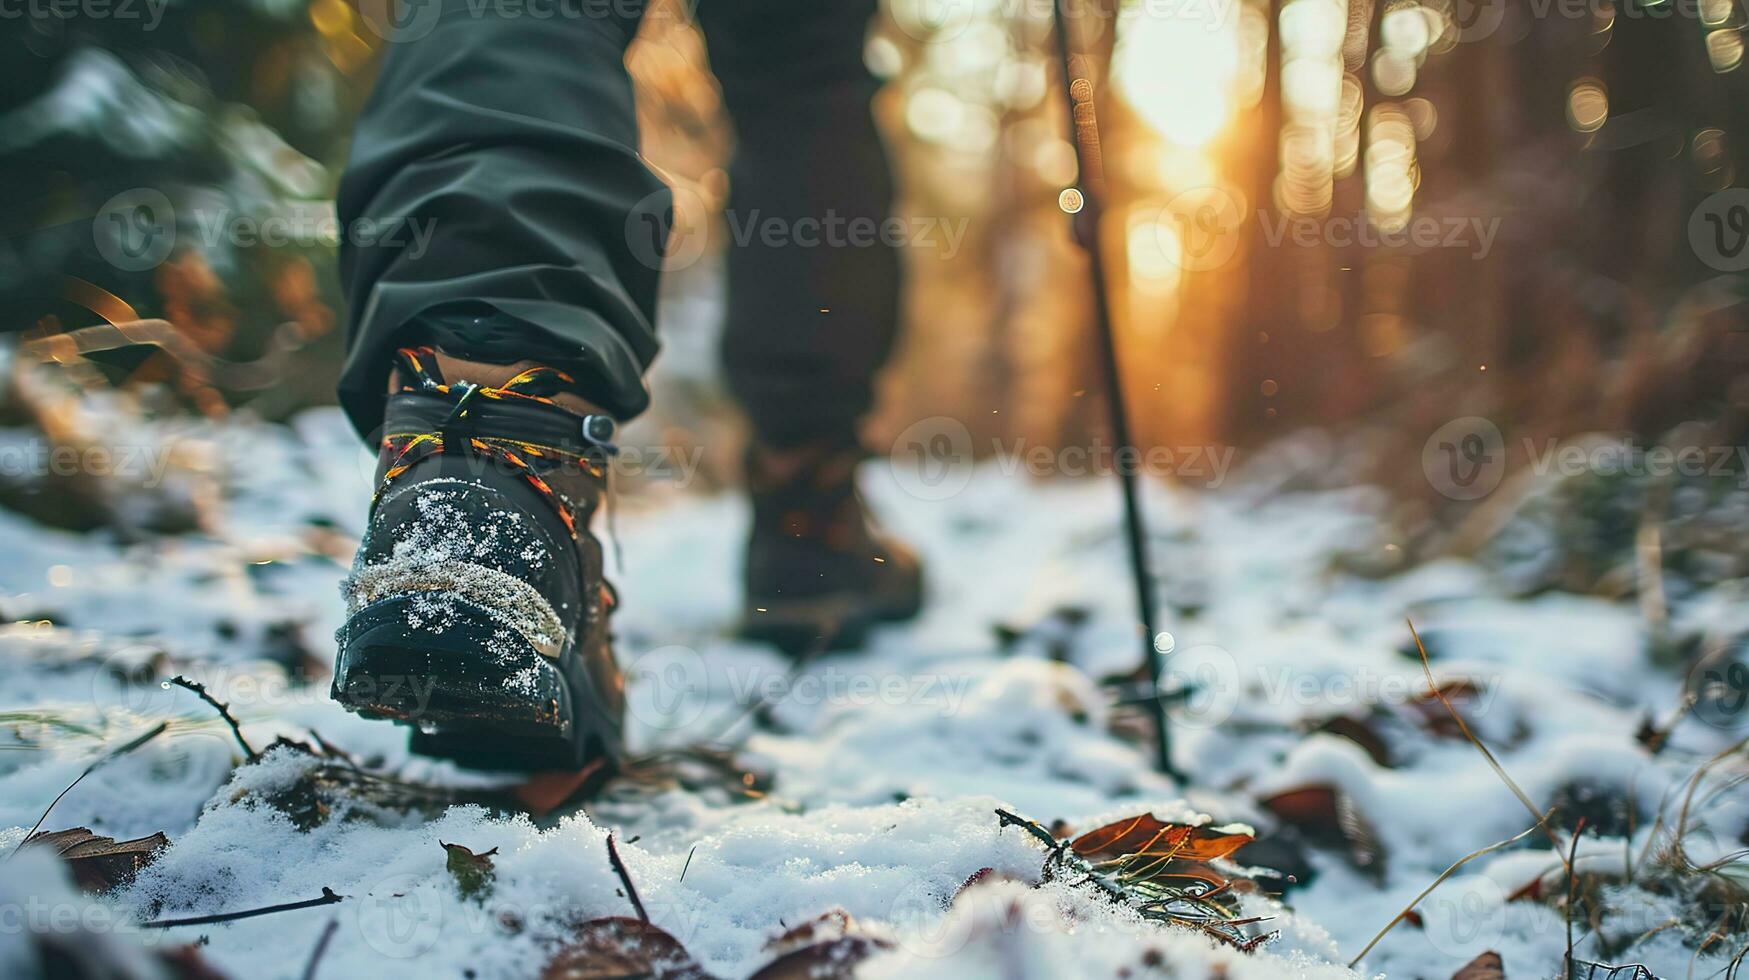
[1048,0,1181,781]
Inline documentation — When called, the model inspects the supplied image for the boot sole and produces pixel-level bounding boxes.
[332,595,619,772]
[739,588,923,657]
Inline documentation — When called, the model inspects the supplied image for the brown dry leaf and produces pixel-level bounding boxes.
[1134,860,1251,890]
[762,909,853,956]
[512,758,611,817]
[1259,785,1386,880]
[542,917,714,980]
[746,936,893,980]
[22,828,169,892]
[954,866,1020,901]
[1314,715,1394,767]
[1451,950,1505,979]
[750,908,896,979]
[1505,875,1546,903]
[1071,814,1253,864]
[157,943,233,980]
[1406,679,1485,739]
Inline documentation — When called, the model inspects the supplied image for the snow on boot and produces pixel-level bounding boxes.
[333,347,624,771]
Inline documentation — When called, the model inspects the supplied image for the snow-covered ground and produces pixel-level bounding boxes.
[1,407,1745,979]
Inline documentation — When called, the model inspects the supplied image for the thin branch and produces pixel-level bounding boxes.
[169,675,259,761]
[1348,820,1541,968]
[144,888,342,928]
[605,833,648,923]
[994,808,1064,850]
[1566,817,1587,980]
[300,916,340,980]
[5,722,168,861]
[679,845,698,885]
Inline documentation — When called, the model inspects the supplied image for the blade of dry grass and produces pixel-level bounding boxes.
[4,722,168,861]
[1408,618,1571,868]
[1347,819,1542,968]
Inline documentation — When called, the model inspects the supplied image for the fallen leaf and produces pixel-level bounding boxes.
[157,943,233,980]
[1071,814,1253,864]
[763,909,853,956]
[747,936,893,980]
[1451,951,1504,979]
[1314,715,1394,767]
[22,828,169,892]
[954,867,1021,901]
[441,841,498,902]
[1406,679,1485,739]
[542,917,713,980]
[512,758,611,817]
[1259,785,1386,880]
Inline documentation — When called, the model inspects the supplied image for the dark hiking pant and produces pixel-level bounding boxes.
[336,0,899,449]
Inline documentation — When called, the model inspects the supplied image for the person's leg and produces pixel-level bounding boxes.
[697,0,922,652]
[694,0,901,450]
[332,4,663,772]
[336,0,666,439]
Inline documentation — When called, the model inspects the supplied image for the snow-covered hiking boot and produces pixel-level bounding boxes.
[739,439,924,655]
[332,347,624,772]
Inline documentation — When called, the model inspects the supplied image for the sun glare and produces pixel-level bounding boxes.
[1114,4,1243,148]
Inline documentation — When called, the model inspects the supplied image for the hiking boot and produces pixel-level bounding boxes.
[739,439,924,655]
[332,346,624,772]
